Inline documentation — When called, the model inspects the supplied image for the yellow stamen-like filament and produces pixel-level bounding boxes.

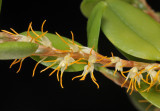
[96,55,109,62]
[32,57,47,77]
[57,68,60,82]
[67,31,84,50]
[10,28,19,35]
[49,66,61,76]
[155,70,160,81]
[79,70,88,81]
[1,30,16,35]
[55,32,70,46]
[148,65,159,71]
[10,57,27,73]
[91,72,99,89]
[69,58,85,66]
[60,71,64,88]
[70,31,75,45]
[113,70,117,76]
[121,71,127,78]
[29,21,49,44]
[121,79,127,88]
[142,82,154,92]
[111,52,114,57]
[10,59,18,68]
[55,49,70,53]
[101,62,112,67]
[35,31,48,40]
[30,25,39,37]
[141,77,150,84]
[146,73,150,82]
[27,22,35,41]
[122,70,130,73]
[16,59,24,73]
[41,20,46,33]
[40,61,57,73]
[138,69,150,84]
[134,79,138,91]
[72,75,83,81]
[127,78,133,94]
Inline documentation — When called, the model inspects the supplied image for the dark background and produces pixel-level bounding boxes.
[0,0,160,111]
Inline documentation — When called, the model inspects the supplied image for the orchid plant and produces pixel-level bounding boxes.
[1,0,160,110]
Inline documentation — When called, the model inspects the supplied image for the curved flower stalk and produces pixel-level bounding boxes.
[1,21,160,92]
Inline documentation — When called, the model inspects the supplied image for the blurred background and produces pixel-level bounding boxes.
[0,0,160,110]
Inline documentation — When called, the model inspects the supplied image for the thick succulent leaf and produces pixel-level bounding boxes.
[101,0,160,61]
[0,42,38,59]
[21,31,85,72]
[87,1,107,51]
[129,91,159,111]
[138,82,160,109]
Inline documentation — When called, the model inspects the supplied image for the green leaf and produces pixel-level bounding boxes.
[117,47,154,63]
[87,1,106,51]
[21,31,86,72]
[101,0,160,61]
[129,91,159,111]
[137,82,160,109]
[0,42,38,59]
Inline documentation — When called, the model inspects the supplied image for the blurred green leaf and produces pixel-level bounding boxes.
[138,82,160,109]
[21,31,86,72]
[87,1,106,51]
[0,42,38,59]
[129,91,159,111]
